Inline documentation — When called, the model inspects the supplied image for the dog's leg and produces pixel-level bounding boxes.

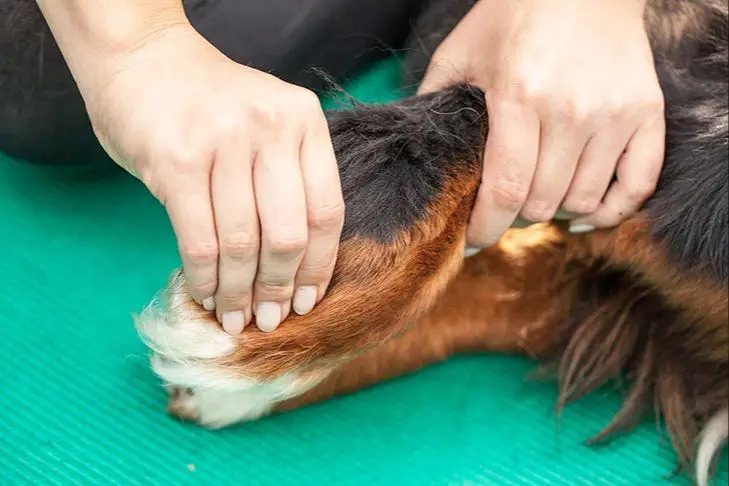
[276,218,727,486]
[277,225,573,412]
[143,224,577,428]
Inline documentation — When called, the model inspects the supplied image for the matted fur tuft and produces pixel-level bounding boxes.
[402,0,729,481]
[546,263,727,466]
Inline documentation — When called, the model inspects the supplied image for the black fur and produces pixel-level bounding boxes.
[2,0,727,280]
[401,0,729,282]
[325,86,485,242]
[647,7,729,282]
[399,0,728,475]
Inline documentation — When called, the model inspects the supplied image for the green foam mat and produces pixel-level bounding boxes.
[1,58,726,485]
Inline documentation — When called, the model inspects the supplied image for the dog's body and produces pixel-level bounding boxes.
[136,1,728,484]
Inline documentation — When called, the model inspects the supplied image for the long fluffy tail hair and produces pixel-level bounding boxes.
[399,0,728,483]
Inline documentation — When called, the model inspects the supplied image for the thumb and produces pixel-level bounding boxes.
[417,52,473,95]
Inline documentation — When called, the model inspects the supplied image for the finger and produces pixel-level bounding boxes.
[561,122,635,216]
[466,94,540,248]
[252,134,308,332]
[294,112,345,316]
[210,142,259,335]
[519,116,589,223]
[164,169,219,308]
[416,0,495,95]
[569,117,666,232]
[417,56,470,95]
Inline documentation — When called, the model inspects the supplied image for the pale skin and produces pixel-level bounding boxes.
[36,0,664,333]
[419,0,666,251]
[37,0,345,335]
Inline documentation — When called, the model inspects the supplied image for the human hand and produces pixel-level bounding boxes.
[419,0,665,250]
[84,24,344,334]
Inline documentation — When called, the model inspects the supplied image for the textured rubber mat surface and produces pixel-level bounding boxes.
[0,59,727,485]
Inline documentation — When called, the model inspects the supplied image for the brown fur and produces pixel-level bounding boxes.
[275,225,574,413]
[266,218,729,469]
[644,0,727,51]
[163,161,484,378]
[142,0,728,481]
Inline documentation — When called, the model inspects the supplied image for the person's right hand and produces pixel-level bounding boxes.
[84,23,345,335]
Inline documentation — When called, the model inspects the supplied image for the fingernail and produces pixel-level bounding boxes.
[255,302,281,332]
[293,286,317,315]
[222,311,245,335]
[464,247,482,258]
[569,223,595,234]
[202,297,216,311]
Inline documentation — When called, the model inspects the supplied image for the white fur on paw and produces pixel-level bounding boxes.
[696,408,728,486]
[135,276,327,428]
[166,371,323,429]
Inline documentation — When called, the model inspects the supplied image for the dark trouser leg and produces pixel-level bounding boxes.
[0,0,424,166]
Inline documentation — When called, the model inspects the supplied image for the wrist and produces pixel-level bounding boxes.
[36,0,190,94]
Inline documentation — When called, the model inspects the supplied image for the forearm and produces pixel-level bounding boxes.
[36,0,188,93]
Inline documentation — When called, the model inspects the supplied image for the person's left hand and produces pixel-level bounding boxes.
[419,0,666,251]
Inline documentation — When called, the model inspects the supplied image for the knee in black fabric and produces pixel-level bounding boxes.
[184,0,425,92]
[1,0,428,166]
[0,0,106,166]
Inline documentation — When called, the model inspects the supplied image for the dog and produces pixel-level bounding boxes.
[135,1,728,484]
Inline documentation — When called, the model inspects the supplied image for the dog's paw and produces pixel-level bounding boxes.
[162,371,327,429]
[135,272,331,429]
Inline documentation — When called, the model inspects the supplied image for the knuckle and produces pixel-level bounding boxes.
[212,112,246,139]
[166,146,204,175]
[520,202,557,223]
[297,260,334,281]
[601,96,626,121]
[293,88,322,112]
[267,232,308,256]
[180,240,219,266]
[489,177,530,211]
[220,231,259,260]
[249,103,283,130]
[309,201,345,230]
[644,92,665,114]
[562,197,601,215]
[188,278,218,299]
[594,212,623,228]
[562,96,593,124]
[623,92,664,121]
[214,288,252,310]
[626,180,657,200]
[510,65,544,103]
[513,79,542,106]
[255,281,295,300]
